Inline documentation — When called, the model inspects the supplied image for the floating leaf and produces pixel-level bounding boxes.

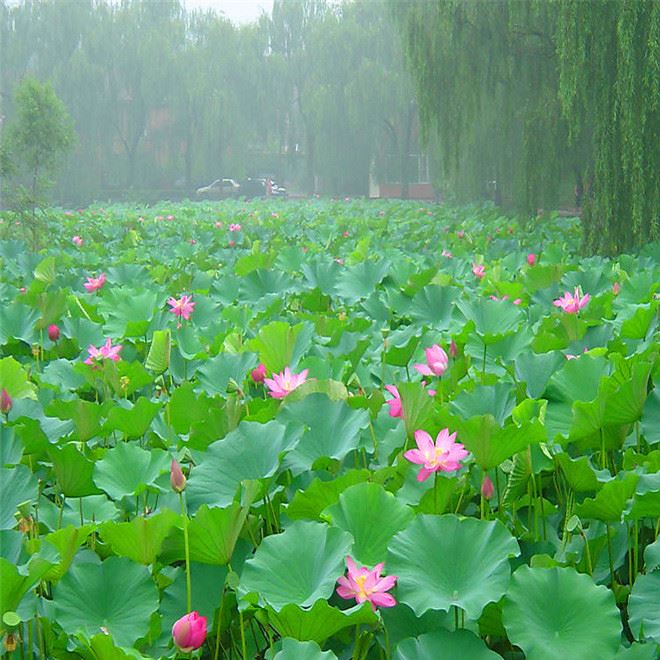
[323,482,413,566]
[53,556,159,647]
[388,515,519,618]
[262,600,376,645]
[502,566,621,660]
[0,465,38,530]
[628,571,660,643]
[100,510,178,565]
[395,630,500,660]
[145,329,171,374]
[238,520,352,610]
[93,443,169,500]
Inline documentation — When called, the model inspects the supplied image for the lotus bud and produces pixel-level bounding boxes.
[0,389,12,415]
[172,611,207,652]
[527,253,537,266]
[481,475,495,500]
[47,324,60,341]
[170,460,187,493]
[251,363,266,384]
[449,339,458,359]
[612,282,620,295]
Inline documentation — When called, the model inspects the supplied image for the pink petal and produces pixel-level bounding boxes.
[413,430,434,454]
[414,363,433,376]
[369,592,397,608]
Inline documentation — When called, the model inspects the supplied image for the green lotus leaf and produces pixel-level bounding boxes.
[451,383,516,425]
[45,399,106,443]
[380,603,451,651]
[628,571,660,643]
[42,525,96,582]
[162,495,255,565]
[53,556,159,647]
[555,452,605,492]
[93,443,169,500]
[457,298,523,343]
[286,470,371,521]
[262,600,377,645]
[246,320,313,373]
[238,520,352,610]
[0,357,37,400]
[395,629,501,660]
[96,287,159,337]
[239,268,295,303]
[186,420,298,511]
[0,426,23,467]
[159,562,227,643]
[514,351,564,399]
[388,514,519,618]
[502,565,621,660]
[144,329,171,374]
[641,389,660,445]
[196,351,258,395]
[49,444,103,497]
[397,382,435,442]
[0,465,38,530]
[574,472,638,522]
[103,397,161,438]
[323,482,413,566]
[100,510,178,565]
[0,556,55,634]
[0,302,39,345]
[627,473,660,520]
[408,284,459,328]
[644,537,660,572]
[279,394,369,473]
[268,638,338,660]
[336,260,390,302]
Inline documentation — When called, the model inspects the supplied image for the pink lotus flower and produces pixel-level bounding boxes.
[527,253,537,266]
[336,556,397,612]
[472,263,486,279]
[229,223,241,232]
[456,230,465,239]
[251,363,267,383]
[228,239,235,247]
[172,611,207,652]
[343,231,350,237]
[214,221,223,228]
[414,344,449,377]
[384,385,402,418]
[167,214,174,221]
[84,338,122,365]
[441,249,453,258]
[47,324,60,342]
[72,235,83,247]
[489,295,522,306]
[553,287,590,314]
[83,273,106,293]
[481,475,495,499]
[167,295,195,321]
[170,459,187,493]
[404,428,468,482]
[0,388,12,415]
[264,367,309,399]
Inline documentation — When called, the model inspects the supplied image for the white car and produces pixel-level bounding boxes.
[196,178,241,199]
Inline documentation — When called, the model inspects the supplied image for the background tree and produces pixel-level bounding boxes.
[0,76,75,244]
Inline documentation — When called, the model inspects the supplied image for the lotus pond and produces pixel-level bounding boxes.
[0,200,658,659]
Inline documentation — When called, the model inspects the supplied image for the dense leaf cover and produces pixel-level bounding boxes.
[0,199,658,658]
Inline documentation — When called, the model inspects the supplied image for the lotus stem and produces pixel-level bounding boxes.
[179,492,192,613]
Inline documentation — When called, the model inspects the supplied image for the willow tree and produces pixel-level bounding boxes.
[556,0,659,253]
[391,1,574,211]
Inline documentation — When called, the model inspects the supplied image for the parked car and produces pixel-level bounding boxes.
[238,177,288,199]
[196,178,241,199]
